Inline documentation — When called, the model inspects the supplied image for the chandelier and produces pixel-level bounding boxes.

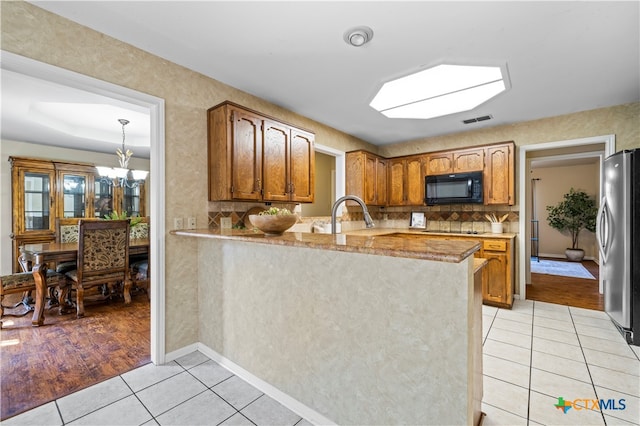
[96,119,148,188]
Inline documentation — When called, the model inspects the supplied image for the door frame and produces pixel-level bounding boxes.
[518,134,615,301]
[1,51,166,364]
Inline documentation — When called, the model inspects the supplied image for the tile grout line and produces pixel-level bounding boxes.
[568,307,608,425]
[526,301,537,426]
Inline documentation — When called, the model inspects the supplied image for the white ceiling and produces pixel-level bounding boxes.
[3,1,639,154]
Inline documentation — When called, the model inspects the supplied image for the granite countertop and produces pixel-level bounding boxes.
[171,228,481,264]
[346,228,517,239]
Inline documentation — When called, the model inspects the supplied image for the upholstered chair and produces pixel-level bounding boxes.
[65,219,131,318]
[1,263,69,327]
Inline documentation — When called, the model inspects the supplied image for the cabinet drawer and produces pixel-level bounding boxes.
[483,240,507,252]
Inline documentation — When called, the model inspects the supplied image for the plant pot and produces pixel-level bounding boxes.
[565,248,585,262]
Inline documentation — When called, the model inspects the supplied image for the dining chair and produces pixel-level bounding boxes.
[1,261,69,327]
[65,219,131,318]
[129,217,150,300]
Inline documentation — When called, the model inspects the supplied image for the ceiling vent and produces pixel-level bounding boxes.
[463,114,493,124]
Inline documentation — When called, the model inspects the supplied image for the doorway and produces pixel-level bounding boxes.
[517,135,615,303]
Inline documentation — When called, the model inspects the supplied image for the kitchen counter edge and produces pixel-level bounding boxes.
[171,228,481,264]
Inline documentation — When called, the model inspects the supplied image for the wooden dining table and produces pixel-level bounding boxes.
[19,238,150,326]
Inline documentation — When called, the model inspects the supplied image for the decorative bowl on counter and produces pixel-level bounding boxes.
[249,213,298,236]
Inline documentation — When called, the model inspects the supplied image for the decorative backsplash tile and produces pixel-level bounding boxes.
[209,201,519,233]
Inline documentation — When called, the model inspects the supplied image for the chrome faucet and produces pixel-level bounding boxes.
[331,195,375,234]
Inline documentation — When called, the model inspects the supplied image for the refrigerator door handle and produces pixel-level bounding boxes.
[596,196,611,263]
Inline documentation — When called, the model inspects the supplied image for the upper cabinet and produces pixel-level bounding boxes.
[345,150,387,206]
[208,101,315,203]
[425,147,484,175]
[484,142,515,205]
[453,148,485,173]
[388,156,424,206]
[345,141,515,208]
[425,152,453,175]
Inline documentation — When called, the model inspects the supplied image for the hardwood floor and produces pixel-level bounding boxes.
[0,292,150,421]
[526,257,603,311]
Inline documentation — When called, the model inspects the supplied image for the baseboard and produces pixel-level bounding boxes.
[165,342,199,362]
[167,342,336,426]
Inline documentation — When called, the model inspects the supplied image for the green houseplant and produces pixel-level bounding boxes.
[546,188,598,261]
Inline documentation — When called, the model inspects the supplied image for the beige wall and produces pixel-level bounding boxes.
[300,152,334,217]
[1,1,374,352]
[380,103,640,159]
[531,162,600,259]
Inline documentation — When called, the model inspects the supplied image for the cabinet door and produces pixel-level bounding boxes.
[387,159,405,206]
[482,251,509,306]
[484,143,514,205]
[363,154,377,204]
[17,167,56,234]
[57,171,95,218]
[375,157,387,206]
[263,120,290,202]
[453,148,484,173]
[290,129,315,203]
[231,108,262,200]
[405,156,424,205]
[94,179,115,218]
[425,153,453,175]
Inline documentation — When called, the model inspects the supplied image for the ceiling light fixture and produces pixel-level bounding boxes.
[96,119,148,188]
[344,26,373,47]
[370,63,509,119]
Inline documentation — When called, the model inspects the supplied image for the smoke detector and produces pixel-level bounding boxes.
[344,26,374,47]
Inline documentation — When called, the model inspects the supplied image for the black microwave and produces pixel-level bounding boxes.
[425,171,483,205]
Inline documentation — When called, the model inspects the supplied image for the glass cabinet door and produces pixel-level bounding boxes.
[24,172,52,231]
[61,174,87,218]
[55,169,96,218]
[123,185,142,217]
[94,180,114,218]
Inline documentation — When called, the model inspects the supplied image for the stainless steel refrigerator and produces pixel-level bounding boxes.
[596,148,640,345]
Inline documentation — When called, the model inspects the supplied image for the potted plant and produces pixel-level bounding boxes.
[546,188,598,261]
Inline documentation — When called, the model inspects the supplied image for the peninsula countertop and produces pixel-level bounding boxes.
[171,228,481,263]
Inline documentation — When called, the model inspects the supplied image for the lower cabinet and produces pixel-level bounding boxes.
[393,232,514,308]
[481,239,513,308]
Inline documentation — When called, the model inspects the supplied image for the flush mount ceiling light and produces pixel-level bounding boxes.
[344,26,374,47]
[370,63,509,119]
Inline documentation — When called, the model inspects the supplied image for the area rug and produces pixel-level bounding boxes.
[531,259,595,280]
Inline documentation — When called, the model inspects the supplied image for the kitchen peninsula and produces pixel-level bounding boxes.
[172,229,484,425]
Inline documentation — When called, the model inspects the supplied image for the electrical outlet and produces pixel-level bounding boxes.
[173,217,183,229]
[187,217,196,229]
[220,217,232,229]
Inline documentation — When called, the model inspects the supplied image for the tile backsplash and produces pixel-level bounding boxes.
[209,201,519,234]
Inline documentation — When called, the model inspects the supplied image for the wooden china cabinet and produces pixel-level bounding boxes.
[9,156,145,272]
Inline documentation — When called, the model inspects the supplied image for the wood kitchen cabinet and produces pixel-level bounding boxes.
[345,150,387,206]
[453,148,484,173]
[425,152,453,175]
[208,101,315,203]
[388,156,424,206]
[481,239,514,308]
[484,142,515,205]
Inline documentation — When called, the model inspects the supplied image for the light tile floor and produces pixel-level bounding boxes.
[4,300,640,425]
